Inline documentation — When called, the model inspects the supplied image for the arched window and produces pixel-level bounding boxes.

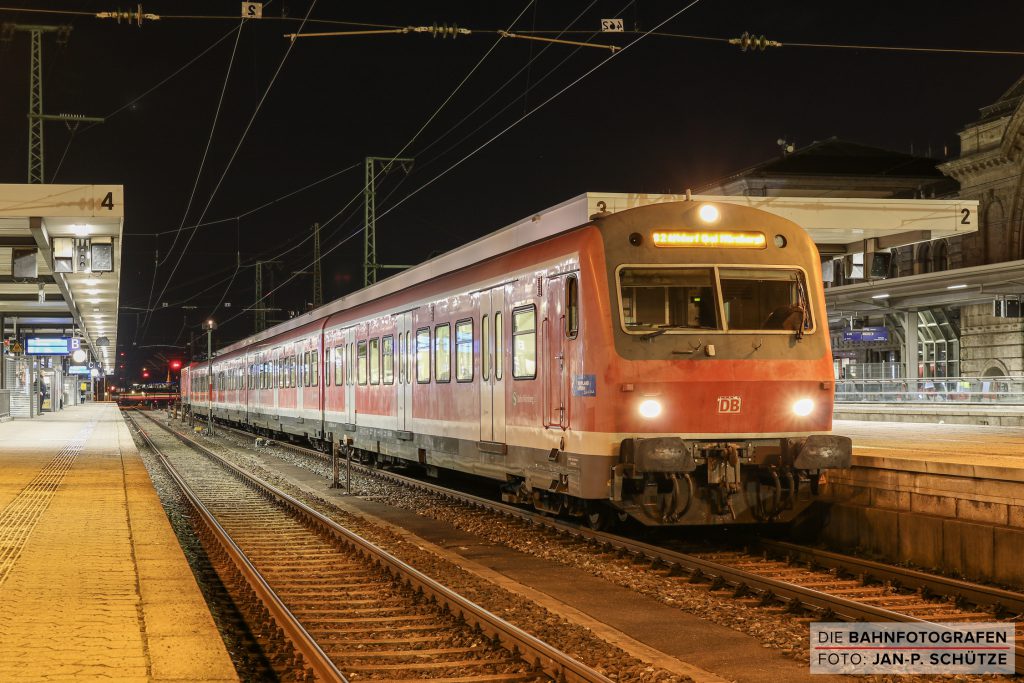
[887,248,901,278]
[917,242,932,274]
[934,241,948,272]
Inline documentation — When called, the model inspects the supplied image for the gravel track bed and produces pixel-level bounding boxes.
[162,418,687,683]
[170,417,1014,683]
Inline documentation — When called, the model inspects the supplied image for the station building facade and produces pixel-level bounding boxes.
[698,75,1024,383]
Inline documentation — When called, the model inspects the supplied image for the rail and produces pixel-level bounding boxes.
[125,411,347,683]
[834,375,1024,404]
[226,427,1024,673]
[138,410,611,683]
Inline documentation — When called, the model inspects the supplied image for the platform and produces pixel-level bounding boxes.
[835,402,1024,427]
[823,419,1024,585]
[0,403,237,681]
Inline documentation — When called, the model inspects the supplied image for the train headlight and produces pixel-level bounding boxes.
[792,398,814,417]
[638,399,662,419]
[698,204,719,223]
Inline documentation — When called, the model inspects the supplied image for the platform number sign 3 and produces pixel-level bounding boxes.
[601,18,624,32]
[242,2,263,18]
[717,396,741,414]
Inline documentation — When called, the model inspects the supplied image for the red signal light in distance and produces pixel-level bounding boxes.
[170,360,182,370]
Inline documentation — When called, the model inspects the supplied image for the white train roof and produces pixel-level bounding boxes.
[219,191,976,355]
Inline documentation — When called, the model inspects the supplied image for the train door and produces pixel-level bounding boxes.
[479,286,507,443]
[395,312,413,431]
[544,275,569,429]
[344,327,356,425]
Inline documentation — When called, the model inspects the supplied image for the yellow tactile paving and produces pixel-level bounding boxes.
[0,403,238,682]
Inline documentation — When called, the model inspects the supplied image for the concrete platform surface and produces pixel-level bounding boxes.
[837,418,1024,474]
[0,403,237,682]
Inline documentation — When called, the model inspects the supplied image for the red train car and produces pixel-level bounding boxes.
[184,195,851,526]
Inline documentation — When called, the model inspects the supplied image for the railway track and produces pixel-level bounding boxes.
[193,416,1024,673]
[128,410,613,683]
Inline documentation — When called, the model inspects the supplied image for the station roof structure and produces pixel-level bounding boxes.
[0,184,123,374]
[224,191,976,353]
[824,259,1024,315]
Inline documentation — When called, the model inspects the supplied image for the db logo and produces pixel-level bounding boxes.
[717,396,741,413]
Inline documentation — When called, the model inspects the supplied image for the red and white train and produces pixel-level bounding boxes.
[182,194,851,526]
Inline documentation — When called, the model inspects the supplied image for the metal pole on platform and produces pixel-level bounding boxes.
[330,439,339,488]
[204,319,217,436]
[346,442,352,492]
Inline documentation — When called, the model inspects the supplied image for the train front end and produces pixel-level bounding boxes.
[596,200,851,525]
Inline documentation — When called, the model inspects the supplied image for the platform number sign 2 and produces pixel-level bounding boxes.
[242,2,263,18]
[717,396,741,414]
[601,18,624,32]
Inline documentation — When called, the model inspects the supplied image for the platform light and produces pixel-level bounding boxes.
[871,293,890,299]
[698,204,719,223]
[638,399,662,419]
[792,398,814,417]
[947,284,968,290]
[72,224,90,237]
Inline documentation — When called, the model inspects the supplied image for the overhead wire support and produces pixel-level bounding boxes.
[364,156,414,287]
[729,31,782,52]
[95,6,160,25]
[498,30,619,52]
[285,23,470,41]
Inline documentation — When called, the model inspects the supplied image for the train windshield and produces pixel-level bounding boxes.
[619,267,719,331]
[618,266,811,333]
[720,268,810,331]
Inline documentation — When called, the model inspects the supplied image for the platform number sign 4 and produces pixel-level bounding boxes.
[242,2,263,18]
[717,396,741,414]
[100,191,114,210]
[601,18,624,32]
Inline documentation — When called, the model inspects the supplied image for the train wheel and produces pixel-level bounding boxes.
[585,504,614,531]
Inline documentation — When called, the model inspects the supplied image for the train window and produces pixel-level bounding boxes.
[416,328,430,383]
[495,311,503,380]
[398,335,405,384]
[406,331,411,383]
[618,267,719,332]
[566,275,579,338]
[369,338,380,384]
[719,267,812,332]
[311,349,318,386]
[357,341,367,385]
[382,336,394,384]
[482,314,490,381]
[456,319,473,382]
[434,324,451,382]
[325,348,332,386]
[512,306,536,380]
[334,345,343,385]
[349,343,356,386]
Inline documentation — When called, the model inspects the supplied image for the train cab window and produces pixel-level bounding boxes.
[482,314,490,381]
[369,338,380,384]
[495,311,504,380]
[334,345,343,385]
[382,336,394,384]
[415,328,430,383]
[434,324,451,382]
[566,275,579,338]
[357,341,368,385]
[618,267,719,332]
[455,319,473,382]
[719,267,811,332]
[512,306,536,379]
[325,348,332,386]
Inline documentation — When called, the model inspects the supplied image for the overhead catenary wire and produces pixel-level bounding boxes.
[212,0,707,334]
[140,0,319,344]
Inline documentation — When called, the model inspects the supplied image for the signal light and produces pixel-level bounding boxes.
[170,360,182,370]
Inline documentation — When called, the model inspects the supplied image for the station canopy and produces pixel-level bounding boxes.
[585,192,979,254]
[0,184,123,374]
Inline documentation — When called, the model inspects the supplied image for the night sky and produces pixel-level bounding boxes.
[0,1,1021,382]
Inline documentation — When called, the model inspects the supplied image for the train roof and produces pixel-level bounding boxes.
[216,191,976,356]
